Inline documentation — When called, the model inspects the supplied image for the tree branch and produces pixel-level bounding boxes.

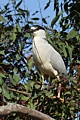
[0,103,55,120]
[7,87,31,97]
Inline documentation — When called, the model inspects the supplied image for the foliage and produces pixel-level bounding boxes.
[0,0,80,120]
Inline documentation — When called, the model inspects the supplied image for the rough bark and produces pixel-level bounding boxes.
[0,103,55,120]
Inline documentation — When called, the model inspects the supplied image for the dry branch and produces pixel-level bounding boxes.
[0,103,55,120]
[7,87,31,96]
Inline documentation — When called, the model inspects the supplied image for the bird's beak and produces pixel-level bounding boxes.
[26,29,35,33]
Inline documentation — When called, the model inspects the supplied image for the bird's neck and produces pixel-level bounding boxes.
[33,36,47,43]
[33,30,46,40]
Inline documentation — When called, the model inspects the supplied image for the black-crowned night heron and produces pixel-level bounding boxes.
[27,25,67,100]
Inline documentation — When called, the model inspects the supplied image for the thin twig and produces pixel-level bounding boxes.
[38,0,43,25]
[8,87,31,97]
[0,39,9,44]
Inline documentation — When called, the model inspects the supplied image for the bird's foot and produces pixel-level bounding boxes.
[57,96,64,103]
[52,96,64,103]
[41,85,44,90]
[41,81,44,90]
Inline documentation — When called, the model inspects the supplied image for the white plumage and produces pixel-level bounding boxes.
[27,25,67,99]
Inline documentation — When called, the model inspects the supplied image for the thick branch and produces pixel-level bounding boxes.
[0,103,55,120]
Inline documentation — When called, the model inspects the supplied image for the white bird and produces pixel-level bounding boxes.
[27,25,67,100]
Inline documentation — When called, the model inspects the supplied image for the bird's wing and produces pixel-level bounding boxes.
[49,45,67,75]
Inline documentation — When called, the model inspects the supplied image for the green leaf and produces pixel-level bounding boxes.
[17,23,21,32]
[63,44,67,57]
[13,67,18,73]
[45,91,52,97]
[10,27,17,41]
[0,76,4,85]
[13,74,20,83]
[30,102,36,109]
[18,41,24,53]
[25,33,30,39]
[0,50,5,55]
[9,74,16,86]
[42,18,47,24]
[0,15,7,23]
[67,29,78,39]
[44,0,51,10]
[16,54,21,60]
[12,32,16,41]
[35,84,40,89]
[0,73,6,78]
[15,0,22,9]
[70,107,75,111]
[76,35,79,41]
[51,15,59,28]
[1,34,5,39]
[27,81,34,91]
[10,92,16,99]
[65,42,74,62]
[28,58,33,70]
[2,84,11,99]
[64,91,71,95]
[77,60,80,64]
[0,87,2,93]
[70,100,75,103]
[51,11,63,28]
[32,11,39,16]
[21,95,29,101]
[31,17,39,20]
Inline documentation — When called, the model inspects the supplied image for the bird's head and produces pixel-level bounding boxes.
[26,25,46,38]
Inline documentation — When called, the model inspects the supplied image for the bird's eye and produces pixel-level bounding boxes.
[35,27,40,31]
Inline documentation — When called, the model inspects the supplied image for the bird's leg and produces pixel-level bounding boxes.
[41,74,44,90]
[57,83,61,98]
[56,75,64,102]
[56,75,61,98]
[56,74,60,81]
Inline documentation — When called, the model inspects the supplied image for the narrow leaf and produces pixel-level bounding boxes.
[67,29,78,39]
[66,42,74,62]
[51,15,59,28]
[51,11,63,28]
[15,0,22,9]
[2,84,11,99]
[16,54,21,60]
[13,74,20,83]
[44,0,51,10]
[0,73,6,78]
[63,45,67,57]
[17,23,21,32]
[31,18,39,21]
[0,50,4,55]
[42,18,47,24]
[32,11,39,16]
[25,33,30,39]
[9,74,16,86]
[28,58,33,70]
[0,77,4,85]
[13,67,18,73]
[35,85,40,89]
[0,15,7,23]
[10,27,17,41]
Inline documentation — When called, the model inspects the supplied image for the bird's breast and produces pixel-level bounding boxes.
[32,38,49,65]
[32,39,55,77]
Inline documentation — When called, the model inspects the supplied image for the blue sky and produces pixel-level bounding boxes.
[0,0,55,26]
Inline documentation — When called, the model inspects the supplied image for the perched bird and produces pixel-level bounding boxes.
[27,25,67,100]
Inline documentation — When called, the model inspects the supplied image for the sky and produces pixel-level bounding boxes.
[0,0,55,27]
